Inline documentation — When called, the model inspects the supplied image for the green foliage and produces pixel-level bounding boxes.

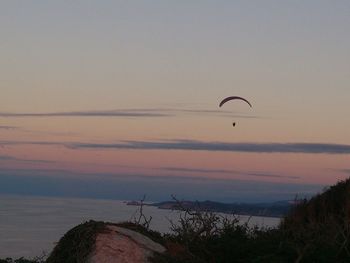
[45,220,105,263]
[279,177,350,262]
[0,258,43,263]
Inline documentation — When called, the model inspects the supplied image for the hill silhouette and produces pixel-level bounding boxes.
[280,177,350,262]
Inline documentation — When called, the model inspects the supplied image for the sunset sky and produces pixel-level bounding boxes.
[1,1,349,202]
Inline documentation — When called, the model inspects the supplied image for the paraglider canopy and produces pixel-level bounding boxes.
[219,96,252,108]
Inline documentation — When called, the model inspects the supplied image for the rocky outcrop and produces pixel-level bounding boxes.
[46,221,166,263]
[88,225,166,263]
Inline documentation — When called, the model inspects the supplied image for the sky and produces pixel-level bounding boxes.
[1,1,350,202]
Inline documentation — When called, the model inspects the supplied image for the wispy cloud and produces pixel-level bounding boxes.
[132,108,256,117]
[161,167,235,174]
[0,108,259,119]
[338,169,350,175]
[0,125,18,130]
[69,140,350,154]
[0,140,62,146]
[246,172,299,179]
[161,167,299,179]
[0,155,14,161]
[0,110,169,118]
[0,154,54,163]
[2,139,350,155]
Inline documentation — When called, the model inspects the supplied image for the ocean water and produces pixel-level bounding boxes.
[0,194,280,259]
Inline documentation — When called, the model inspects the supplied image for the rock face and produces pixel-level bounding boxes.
[88,225,166,263]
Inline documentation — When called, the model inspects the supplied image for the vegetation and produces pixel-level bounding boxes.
[279,178,350,262]
[151,178,350,262]
[0,259,44,263]
[45,220,107,263]
[150,197,289,263]
[1,178,350,262]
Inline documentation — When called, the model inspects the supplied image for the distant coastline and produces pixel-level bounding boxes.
[127,199,291,218]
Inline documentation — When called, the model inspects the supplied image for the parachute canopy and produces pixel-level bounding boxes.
[219,96,252,108]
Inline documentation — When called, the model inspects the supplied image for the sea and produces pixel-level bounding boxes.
[0,194,281,259]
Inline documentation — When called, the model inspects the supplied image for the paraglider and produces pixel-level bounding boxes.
[219,96,252,127]
[219,96,252,108]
